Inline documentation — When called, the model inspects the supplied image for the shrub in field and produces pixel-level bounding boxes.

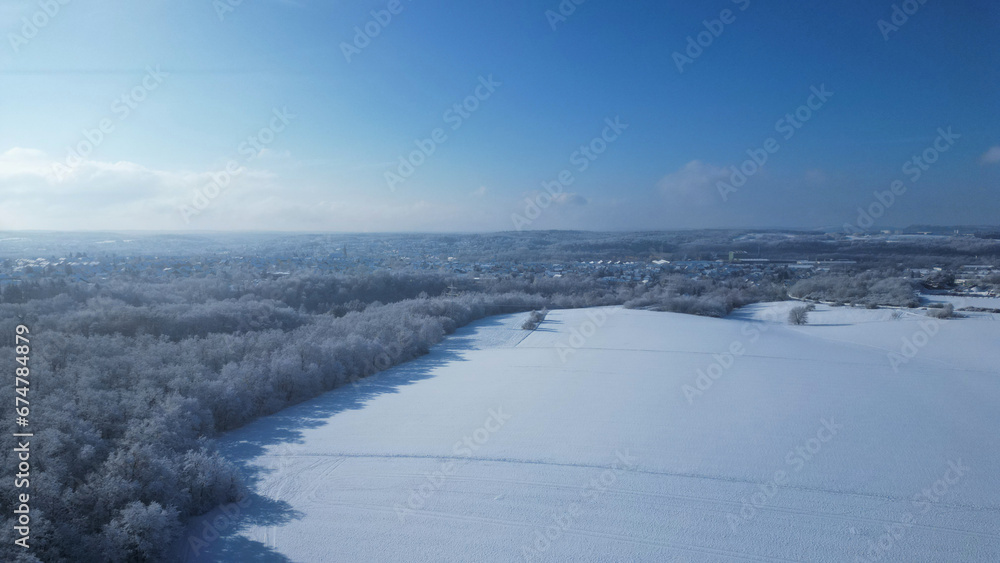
[788,305,810,325]
[927,303,955,319]
[522,309,548,330]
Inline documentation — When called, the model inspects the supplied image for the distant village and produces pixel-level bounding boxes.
[3,243,996,298]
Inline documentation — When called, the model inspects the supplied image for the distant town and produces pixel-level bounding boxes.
[1,229,997,298]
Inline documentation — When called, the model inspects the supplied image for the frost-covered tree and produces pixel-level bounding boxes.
[101,502,180,562]
[927,303,954,319]
[788,306,809,325]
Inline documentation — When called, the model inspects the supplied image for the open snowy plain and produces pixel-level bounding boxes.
[180,301,1000,562]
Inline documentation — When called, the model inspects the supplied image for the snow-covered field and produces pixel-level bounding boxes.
[180,303,1000,562]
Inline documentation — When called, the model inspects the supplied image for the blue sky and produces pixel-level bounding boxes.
[0,0,997,231]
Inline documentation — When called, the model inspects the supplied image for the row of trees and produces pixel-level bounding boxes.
[788,273,920,308]
[623,275,788,317]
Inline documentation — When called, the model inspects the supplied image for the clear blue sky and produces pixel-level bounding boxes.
[0,0,997,231]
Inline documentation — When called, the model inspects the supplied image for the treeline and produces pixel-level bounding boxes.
[788,274,920,307]
[623,275,788,317]
[0,270,453,309]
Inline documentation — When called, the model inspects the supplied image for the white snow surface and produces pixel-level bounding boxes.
[180,304,1000,562]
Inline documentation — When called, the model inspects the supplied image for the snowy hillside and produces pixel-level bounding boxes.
[180,304,1000,562]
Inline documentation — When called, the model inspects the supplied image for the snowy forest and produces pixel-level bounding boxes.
[0,266,790,562]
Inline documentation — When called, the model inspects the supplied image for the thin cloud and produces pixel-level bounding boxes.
[980,146,1000,165]
[658,160,730,205]
[0,148,276,229]
[552,193,587,206]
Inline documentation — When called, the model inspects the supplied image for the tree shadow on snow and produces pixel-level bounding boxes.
[220,316,510,462]
[176,494,299,562]
[220,346,470,478]
[187,315,506,560]
[195,535,294,563]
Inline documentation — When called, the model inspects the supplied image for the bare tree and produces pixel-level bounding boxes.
[788,305,809,325]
